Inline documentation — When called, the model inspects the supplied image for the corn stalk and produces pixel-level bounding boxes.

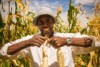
[67,0,79,33]
[87,15,100,67]
[0,0,37,67]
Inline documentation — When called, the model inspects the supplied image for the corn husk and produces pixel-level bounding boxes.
[57,48,65,67]
[40,38,48,67]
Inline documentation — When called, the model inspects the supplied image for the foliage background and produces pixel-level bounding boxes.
[0,0,100,67]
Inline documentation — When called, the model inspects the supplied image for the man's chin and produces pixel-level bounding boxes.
[44,32,50,35]
[43,31,50,35]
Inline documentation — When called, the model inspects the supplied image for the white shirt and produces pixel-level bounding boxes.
[0,32,100,67]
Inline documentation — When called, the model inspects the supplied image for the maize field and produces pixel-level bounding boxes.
[0,0,100,67]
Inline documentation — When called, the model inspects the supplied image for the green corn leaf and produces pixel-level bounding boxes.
[0,12,5,28]
[2,60,10,67]
[81,28,87,34]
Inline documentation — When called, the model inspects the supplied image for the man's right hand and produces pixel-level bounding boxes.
[29,35,46,47]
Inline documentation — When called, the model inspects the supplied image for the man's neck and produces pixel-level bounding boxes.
[41,31,54,38]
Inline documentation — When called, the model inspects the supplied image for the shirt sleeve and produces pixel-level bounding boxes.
[0,35,33,59]
[60,32,100,55]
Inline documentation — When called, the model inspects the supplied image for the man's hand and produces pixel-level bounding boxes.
[49,36,67,48]
[29,35,46,47]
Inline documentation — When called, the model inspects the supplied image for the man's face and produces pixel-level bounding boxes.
[37,15,55,35]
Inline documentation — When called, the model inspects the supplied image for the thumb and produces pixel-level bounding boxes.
[47,37,53,43]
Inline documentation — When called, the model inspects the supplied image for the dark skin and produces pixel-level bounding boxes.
[7,15,93,55]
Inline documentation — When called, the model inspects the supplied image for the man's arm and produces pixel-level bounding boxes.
[51,32,100,54]
[7,35,46,55]
[63,33,100,54]
[0,35,33,59]
[49,36,93,48]
[7,40,32,55]
[68,37,93,47]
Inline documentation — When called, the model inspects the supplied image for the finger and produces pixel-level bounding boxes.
[39,36,46,40]
[52,44,59,48]
[36,40,43,46]
[50,41,58,48]
[50,40,56,46]
[33,42,40,47]
[55,40,59,44]
[37,38,45,44]
[54,37,57,41]
[51,37,56,43]
[56,43,62,47]
[33,39,43,46]
[47,37,53,43]
[53,41,60,47]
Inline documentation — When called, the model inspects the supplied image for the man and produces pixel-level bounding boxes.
[0,9,100,67]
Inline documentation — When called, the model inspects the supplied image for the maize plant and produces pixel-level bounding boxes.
[0,0,38,67]
[67,0,79,33]
[87,15,100,67]
[67,0,100,67]
[0,0,100,67]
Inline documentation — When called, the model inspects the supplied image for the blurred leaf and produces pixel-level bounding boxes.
[15,0,26,12]
[81,54,90,64]
[2,60,10,67]
[24,62,30,67]
[88,15,100,39]
[27,12,35,17]
[0,12,5,28]
[0,0,2,3]
[81,28,87,34]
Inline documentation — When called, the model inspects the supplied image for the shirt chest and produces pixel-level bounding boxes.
[29,45,74,67]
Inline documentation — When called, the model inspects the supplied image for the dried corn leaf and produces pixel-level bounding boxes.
[15,0,26,12]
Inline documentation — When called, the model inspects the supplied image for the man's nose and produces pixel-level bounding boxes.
[43,22,48,27]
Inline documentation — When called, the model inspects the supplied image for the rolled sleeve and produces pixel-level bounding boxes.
[0,43,12,59]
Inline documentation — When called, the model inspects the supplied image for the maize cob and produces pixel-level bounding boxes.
[40,36,49,67]
[57,48,64,67]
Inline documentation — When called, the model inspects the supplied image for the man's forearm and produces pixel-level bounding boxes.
[7,40,32,55]
[67,37,93,47]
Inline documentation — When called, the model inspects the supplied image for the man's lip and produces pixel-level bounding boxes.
[43,27,49,31]
[43,26,49,28]
[44,28,49,30]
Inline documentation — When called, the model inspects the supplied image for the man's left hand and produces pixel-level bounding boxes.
[49,36,67,48]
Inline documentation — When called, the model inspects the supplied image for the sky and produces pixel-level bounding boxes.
[0,0,100,26]
[28,0,99,26]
